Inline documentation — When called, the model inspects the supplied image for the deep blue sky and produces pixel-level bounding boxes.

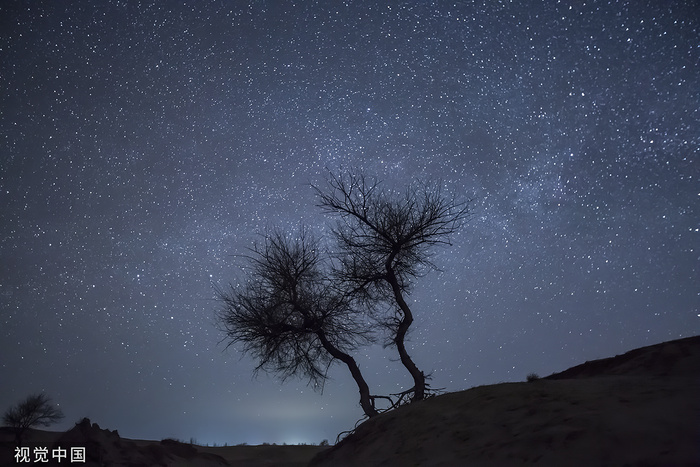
[1,0,698,445]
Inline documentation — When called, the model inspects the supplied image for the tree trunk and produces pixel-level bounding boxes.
[386,266,426,402]
[316,330,379,418]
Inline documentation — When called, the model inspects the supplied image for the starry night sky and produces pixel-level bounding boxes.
[1,0,698,446]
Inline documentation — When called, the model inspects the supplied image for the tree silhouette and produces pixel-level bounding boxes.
[217,228,379,418]
[3,393,64,445]
[314,171,470,402]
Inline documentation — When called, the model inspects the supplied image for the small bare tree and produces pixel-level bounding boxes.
[3,393,64,445]
[217,228,379,418]
[315,171,470,402]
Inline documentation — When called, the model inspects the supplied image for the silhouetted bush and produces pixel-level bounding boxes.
[3,393,64,445]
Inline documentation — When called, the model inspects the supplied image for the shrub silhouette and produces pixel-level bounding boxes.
[2,393,64,445]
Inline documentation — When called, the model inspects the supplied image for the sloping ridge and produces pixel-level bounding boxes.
[545,335,700,380]
[310,336,700,467]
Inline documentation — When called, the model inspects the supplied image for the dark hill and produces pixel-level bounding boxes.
[310,335,700,467]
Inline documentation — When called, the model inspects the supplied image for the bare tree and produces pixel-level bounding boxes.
[3,393,64,445]
[217,228,379,418]
[314,171,471,402]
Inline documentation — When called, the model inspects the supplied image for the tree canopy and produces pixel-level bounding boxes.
[218,170,470,416]
[315,171,471,401]
[217,228,379,417]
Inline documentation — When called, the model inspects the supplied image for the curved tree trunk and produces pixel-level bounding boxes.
[316,330,379,418]
[386,266,426,402]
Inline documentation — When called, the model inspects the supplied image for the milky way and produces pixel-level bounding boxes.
[1,1,698,445]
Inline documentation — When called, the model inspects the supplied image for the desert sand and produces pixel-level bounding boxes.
[2,335,698,466]
[310,335,700,466]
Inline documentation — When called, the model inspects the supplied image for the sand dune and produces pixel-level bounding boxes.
[310,336,700,466]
